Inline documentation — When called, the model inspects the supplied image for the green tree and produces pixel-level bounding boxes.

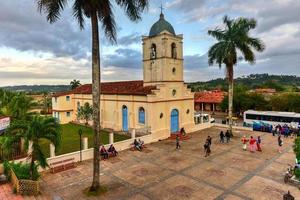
[70,79,81,90]
[208,16,265,135]
[2,116,61,180]
[0,90,36,121]
[36,0,149,191]
[77,102,93,126]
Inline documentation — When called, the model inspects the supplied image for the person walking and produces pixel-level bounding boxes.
[176,134,181,150]
[219,131,225,143]
[207,136,212,147]
[249,136,256,153]
[225,130,231,143]
[278,135,283,153]
[256,136,262,152]
[241,136,248,151]
[204,140,211,157]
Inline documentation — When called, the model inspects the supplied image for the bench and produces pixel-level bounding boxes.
[50,158,76,173]
[100,151,117,160]
[130,143,146,151]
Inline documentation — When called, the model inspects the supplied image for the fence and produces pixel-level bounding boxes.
[0,141,26,163]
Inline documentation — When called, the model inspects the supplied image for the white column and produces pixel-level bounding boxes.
[109,132,114,144]
[131,129,136,139]
[20,138,25,152]
[50,143,55,158]
[83,137,88,150]
[27,141,33,155]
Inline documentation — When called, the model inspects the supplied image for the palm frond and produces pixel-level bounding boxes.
[73,0,85,29]
[98,0,117,43]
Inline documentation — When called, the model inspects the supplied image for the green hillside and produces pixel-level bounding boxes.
[188,74,300,92]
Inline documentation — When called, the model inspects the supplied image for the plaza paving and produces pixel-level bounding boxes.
[1,126,300,200]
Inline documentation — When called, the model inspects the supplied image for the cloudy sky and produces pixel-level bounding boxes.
[0,0,299,86]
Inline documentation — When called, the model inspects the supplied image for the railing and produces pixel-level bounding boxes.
[0,141,26,163]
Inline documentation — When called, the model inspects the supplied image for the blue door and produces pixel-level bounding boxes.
[122,106,128,131]
[171,109,179,133]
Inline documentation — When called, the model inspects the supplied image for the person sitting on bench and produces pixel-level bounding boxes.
[133,139,141,151]
[108,144,118,156]
[100,145,109,160]
[138,139,145,149]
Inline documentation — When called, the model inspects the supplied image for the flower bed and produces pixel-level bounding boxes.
[4,161,40,195]
[11,168,40,195]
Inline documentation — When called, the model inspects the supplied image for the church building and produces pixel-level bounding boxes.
[52,12,197,140]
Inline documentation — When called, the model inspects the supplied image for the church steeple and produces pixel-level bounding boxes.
[142,12,184,85]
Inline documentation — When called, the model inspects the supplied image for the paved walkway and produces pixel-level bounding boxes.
[1,127,299,199]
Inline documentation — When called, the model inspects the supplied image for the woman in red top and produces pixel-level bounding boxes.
[249,136,256,153]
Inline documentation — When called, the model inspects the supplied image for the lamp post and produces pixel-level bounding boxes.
[78,129,82,162]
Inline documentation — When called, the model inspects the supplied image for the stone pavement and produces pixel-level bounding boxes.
[0,183,23,200]
[1,127,299,200]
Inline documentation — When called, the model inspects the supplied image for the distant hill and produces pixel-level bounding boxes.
[1,74,300,93]
[188,74,300,92]
[0,85,70,94]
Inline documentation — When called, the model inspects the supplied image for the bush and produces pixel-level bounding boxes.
[3,161,40,181]
[295,168,300,180]
[294,137,300,161]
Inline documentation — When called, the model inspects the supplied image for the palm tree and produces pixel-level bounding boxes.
[77,102,93,126]
[70,79,81,90]
[208,16,265,135]
[36,0,149,191]
[2,116,61,180]
[0,91,36,121]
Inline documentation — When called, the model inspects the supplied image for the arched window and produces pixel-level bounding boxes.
[150,44,157,59]
[138,107,145,124]
[171,43,177,58]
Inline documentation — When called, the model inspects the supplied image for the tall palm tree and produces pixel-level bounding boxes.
[70,79,81,90]
[35,0,149,191]
[208,16,265,135]
[2,116,61,180]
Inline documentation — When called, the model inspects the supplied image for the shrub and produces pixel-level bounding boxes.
[3,161,40,181]
[293,137,300,161]
[295,168,300,180]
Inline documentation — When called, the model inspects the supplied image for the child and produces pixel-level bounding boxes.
[256,136,262,152]
[241,136,248,151]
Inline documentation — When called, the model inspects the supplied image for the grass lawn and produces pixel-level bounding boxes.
[40,123,130,158]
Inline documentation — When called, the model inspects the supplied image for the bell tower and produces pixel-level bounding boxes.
[142,12,184,86]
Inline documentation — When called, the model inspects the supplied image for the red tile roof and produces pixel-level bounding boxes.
[53,81,156,97]
[194,90,225,103]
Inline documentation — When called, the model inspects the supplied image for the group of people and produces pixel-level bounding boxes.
[100,144,118,160]
[133,139,144,151]
[219,130,231,143]
[241,135,262,152]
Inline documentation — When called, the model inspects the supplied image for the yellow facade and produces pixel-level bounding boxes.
[52,13,196,139]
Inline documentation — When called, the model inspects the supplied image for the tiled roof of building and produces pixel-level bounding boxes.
[53,81,156,97]
[194,90,225,103]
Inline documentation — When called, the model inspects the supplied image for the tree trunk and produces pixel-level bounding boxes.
[30,151,35,180]
[227,64,234,136]
[90,11,101,191]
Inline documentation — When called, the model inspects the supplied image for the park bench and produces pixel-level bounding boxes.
[100,151,117,160]
[50,158,76,173]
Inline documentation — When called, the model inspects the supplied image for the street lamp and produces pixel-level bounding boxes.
[78,129,82,162]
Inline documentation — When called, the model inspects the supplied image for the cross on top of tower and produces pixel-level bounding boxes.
[159,3,164,14]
